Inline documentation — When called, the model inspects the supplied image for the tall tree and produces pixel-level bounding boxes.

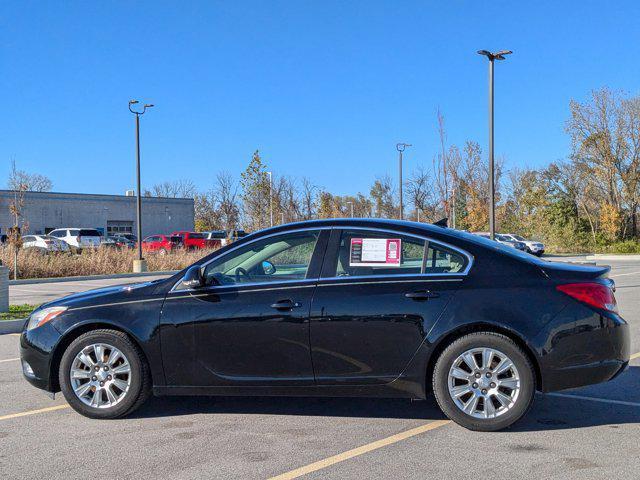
[240,150,270,231]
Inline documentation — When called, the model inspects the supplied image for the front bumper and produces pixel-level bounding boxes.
[19,321,63,392]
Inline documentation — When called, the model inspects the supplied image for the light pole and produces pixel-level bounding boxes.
[477,49,511,240]
[396,143,411,220]
[347,201,354,217]
[128,99,154,271]
[267,171,273,227]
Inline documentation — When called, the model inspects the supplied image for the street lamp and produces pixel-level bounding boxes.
[128,99,154,271]
[396,143,412,220]
[477,49,512,239]
[347,201,354,218]
[267,171,273,227]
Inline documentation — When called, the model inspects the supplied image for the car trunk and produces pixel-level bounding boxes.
[540,261,610,281]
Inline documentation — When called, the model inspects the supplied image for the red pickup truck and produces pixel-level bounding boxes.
[141,235,182,254]
[171,231,219,250]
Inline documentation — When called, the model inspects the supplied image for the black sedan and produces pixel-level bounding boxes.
[20,219,630,431]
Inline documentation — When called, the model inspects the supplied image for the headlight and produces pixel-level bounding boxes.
[27,306,68,330]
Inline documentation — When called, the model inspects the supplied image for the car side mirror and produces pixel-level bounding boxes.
[182,265,205,289]
[262,261,276,275]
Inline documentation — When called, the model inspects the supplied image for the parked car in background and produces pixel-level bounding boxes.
[171,231,219,250]
[112,235,136,249]
[473,232,528,252]
[495,234,528,252]
[203,230,229,246]
[22,234,70,253]
[501,234,545,257]
[48,228,102,251]
[141,234,183,254]
[116,233,137,243]
[100,236,135,249]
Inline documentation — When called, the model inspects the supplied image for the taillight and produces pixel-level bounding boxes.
[556,282,618,313]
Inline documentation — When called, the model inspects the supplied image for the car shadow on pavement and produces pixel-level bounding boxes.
[129,367,640,431]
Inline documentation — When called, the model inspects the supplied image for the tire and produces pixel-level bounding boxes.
[432,332,535,431]
[59,329,151,419]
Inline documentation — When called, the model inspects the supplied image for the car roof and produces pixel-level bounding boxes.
[236,218,546,268]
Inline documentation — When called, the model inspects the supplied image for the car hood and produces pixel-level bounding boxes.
[40,281,160,309]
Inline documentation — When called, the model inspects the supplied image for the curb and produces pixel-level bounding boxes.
[586,254,640,262]
[0,318,26,335]
[9,270,178,286]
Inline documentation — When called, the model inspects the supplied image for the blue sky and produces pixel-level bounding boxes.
[2,1,640,196]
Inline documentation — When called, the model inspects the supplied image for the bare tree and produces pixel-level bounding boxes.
[7,162,52,192]
[146,179,197,198]
[300,177,318,220]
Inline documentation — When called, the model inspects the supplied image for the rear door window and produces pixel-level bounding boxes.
[331,230,426,278]
[424,244,466,274]
[326,230,468,278]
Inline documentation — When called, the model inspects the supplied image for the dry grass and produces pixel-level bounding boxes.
[0,246,217,280]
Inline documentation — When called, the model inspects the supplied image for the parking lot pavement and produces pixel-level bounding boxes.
[1,260,639,480]
[9,274,172,306]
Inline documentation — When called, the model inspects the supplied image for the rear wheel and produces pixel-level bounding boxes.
[432,332,535,431]
[59,329,151,419]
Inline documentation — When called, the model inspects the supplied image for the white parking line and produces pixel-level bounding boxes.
[0,357,19,363]
[546,392,640,408]
[611,271,640,278]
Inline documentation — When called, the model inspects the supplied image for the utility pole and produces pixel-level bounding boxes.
[347,201,354,217]
[477,49,511,240]
[396,143,411,220]
[128,99,154,272]
[267,171,273,227]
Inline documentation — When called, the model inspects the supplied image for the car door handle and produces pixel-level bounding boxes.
[270,299,302,310]
[405,290,440,301]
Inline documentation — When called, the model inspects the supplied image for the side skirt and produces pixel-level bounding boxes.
[153,380,425,399]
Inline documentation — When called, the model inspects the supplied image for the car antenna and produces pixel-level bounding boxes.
[432,218,448,227]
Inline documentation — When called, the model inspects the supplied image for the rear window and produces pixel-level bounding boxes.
[80,229,101,237]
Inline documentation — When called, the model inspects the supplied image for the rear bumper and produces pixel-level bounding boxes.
[540,311,630,392]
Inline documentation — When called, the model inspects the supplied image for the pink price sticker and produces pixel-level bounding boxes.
[349,238,402,267]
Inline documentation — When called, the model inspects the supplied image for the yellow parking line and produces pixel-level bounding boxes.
[0,404,70,422]
[630,352,640,361]
[0,357,19,363]
[267,419,451,480]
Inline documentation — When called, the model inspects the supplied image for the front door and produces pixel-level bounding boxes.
[310,228,469,385]
[160,229,328,387]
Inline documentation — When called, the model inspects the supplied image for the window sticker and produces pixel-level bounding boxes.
[349,238,402,267]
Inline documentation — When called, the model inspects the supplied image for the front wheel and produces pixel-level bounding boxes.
[59,329,151,419]
[432,332,535,431]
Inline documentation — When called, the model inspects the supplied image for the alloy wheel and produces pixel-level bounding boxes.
[69,343,132,409]
[447,347,521,419]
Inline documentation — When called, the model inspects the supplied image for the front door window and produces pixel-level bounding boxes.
[203,230,320,286]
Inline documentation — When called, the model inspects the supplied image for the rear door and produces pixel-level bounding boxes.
[309,228,470,385]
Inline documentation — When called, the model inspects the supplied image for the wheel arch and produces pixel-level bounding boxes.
[49,322,151,392]
[425,323,543,393]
